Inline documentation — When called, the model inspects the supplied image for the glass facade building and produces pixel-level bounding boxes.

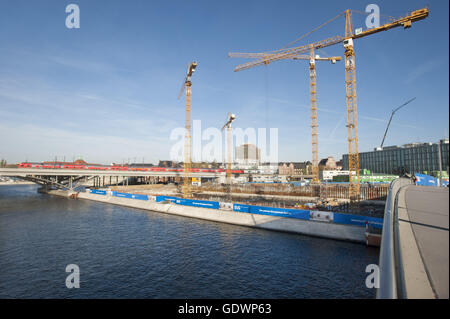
[342,139,449,175]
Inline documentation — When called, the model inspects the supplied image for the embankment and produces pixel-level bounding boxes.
[42,189,381,245]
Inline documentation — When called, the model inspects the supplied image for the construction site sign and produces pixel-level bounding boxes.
[192,177,201,186]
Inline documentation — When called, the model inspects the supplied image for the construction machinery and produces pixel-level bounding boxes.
[379,97,416,149]
[229,7,429,205]
[221,112,236,185]
[178,61,197,199]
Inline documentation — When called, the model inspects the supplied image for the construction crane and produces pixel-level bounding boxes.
[221,112,236,185]
[380,97,416,149]
[297,52,341,183]
[229,7,429,204]
[229,51,341,184]
[178,61,197,199]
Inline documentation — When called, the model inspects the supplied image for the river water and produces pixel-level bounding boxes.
[0,185,379,298]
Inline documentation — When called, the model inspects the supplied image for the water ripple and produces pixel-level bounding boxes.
[0,185,379,298]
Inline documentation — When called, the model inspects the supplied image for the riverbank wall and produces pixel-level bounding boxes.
[43,189,383,245]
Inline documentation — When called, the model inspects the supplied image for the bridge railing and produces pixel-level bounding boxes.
[377,177,412,299]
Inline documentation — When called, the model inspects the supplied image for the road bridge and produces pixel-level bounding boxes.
[378,178,449,299]
[0,168,224,191]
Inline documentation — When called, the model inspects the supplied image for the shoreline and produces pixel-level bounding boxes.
[43,188,374,245]
[0,181,35,186]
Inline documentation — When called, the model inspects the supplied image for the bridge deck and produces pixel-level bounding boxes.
[378,178,449,299]
[396,185,449,299]
[0,168,222,178]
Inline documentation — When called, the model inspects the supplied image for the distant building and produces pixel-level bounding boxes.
[129,163,154,168]
[278,161,311,175]
[44,159,102,166]
[191,162,221,169]
[342,139,449,175]
[73,159,87,165]
[319,156,338,170]
[158,160,177,168]
[278,162,293,175]
[259,163,279,174]
[235,144,260,166]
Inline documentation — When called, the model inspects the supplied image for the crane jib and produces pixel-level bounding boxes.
[231,7,429,72]
[351,8,429,40]
[233,36,344,71]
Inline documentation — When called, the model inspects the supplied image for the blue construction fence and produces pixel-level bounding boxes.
[88,189,383,229]
[233,204,310,220]
[415,173,449,187]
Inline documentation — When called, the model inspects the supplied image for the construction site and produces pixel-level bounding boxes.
[103,6,429,218]
[2,6,430,220]
[107,182,388,218]
[2,1,448,301]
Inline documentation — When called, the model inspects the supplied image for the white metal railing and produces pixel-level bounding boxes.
[377,177,412,299]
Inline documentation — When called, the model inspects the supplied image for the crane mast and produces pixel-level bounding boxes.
[184,81,192,198]
[227,124,232,183]
[342,9,359,204]
[222,113,236,185]
[178,62,197,199]
[342,8,427,207]
[309,47,319,183]
[344,39,360,204]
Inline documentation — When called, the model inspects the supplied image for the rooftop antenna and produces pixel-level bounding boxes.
[380,97,416,149]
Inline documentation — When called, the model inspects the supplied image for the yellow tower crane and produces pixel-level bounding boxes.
[229,51,340,184]
[341,8,428,204]
[229,7,428,204]
[296,52,341,183]
[178,61,197,199]
[221,112,236,185]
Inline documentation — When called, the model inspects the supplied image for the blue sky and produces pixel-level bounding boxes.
[0,0,448,164]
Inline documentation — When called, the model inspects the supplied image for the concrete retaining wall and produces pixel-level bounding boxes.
[45,190,367,244]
